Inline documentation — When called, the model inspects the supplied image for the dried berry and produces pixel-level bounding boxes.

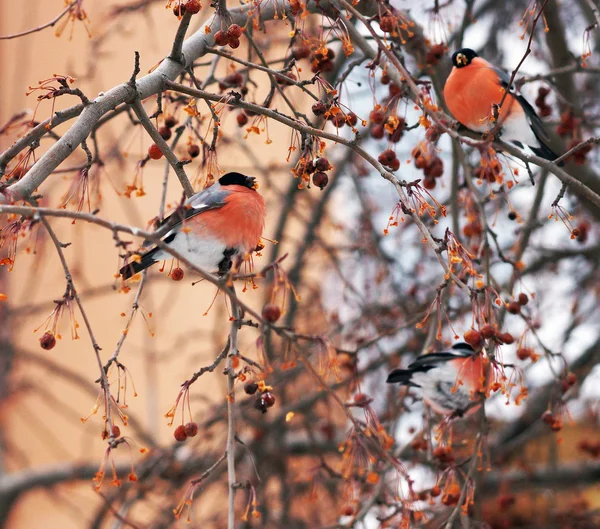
[227,24,242,39]
[262,303,281,322]
[500,332,515,345]
[369,109,385,124]
[174,424,188,442]
[237,112,248,127]
[370,124,384,139]
[506,301,521,314]
[148,144,163,160]
[214,30,229,47]
[184,421,199,437]
[254,395,268,413]
[291,44,311,60]
[112,425,121,438]
[244,382,259,395]
[518,293,529,306]
[164,115,177,128]
[185,0,201,14]
[312,171,329,190]
[188,144,200,158]
[315,157,330,171]
[229,37,241,49]
[158,126,172,141]
[346,112,358,127]
[40,331,56,350]
[311,101,327,116]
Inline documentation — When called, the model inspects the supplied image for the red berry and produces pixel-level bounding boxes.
[254,395,268,413]
[480,323,495,339]
[500,332,515,345]
[381,72,391,85]
[174,425,188,442]
[188,144,200,158]
[388,158,400,171]
[379,15,394,32]
[312,101,327,116]
[228,37,240,49]
[244,382,259,395]
[370,124,384,139]
[227,24,243,39]
[184,421,199,437]
[171,267,184,281]
[506,301,521,314]
[422,176,436,189]
[312,171,329,190]
[148,144,163,160]
[518,293,529,306]
[164,115,177,128]
[237,112,248,127]
[346,113,358,127]
[158,126,172,140]
[185,0,201,14]
[40,331,56,350]
[378,149,395,165]
[262,392,276,408]
[464,329,483,348]
[353,393,370,406]
[291,44,311,60]
[315,157,330,171]
[369,109,385,124]
[223,72,243,87]
[516,347,531,360]
[341,505,355,517]
[112,425,121,438]
[416,158,430,172]
[214,30,229,46]
[262,303,281,322]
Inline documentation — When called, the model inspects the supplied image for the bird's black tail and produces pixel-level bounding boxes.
[120,248,160,279]
[386,368,418,387]
[531,141,564,166]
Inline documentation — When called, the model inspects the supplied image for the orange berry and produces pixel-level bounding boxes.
[464,329,482,348]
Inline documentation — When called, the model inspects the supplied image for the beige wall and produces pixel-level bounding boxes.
[0,2,301,527]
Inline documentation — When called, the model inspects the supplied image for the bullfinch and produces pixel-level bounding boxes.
[386,343,492,416]
[444,48,559,162]
[120,172,266,279]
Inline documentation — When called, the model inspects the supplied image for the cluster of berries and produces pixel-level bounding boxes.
[244,382,276,413]
[172,0,201,16]
[214,24,243,49]
[174,421,199,442]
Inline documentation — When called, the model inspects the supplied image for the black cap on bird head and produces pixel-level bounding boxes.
[452,48,478,68]
[218,172,258,190]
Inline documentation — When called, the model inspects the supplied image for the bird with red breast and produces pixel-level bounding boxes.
[120,172,266,279]
[444,48,560,162]
[386,342,494,416]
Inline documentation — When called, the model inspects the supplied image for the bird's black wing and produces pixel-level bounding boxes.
[492,65,554,149]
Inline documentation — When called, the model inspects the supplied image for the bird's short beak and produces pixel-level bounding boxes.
[249,177,258,189]
[456,53,467,66]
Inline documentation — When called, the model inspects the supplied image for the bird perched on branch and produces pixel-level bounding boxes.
[120,172,266,279]
[444,48,560,162]
[386,342,493,416]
